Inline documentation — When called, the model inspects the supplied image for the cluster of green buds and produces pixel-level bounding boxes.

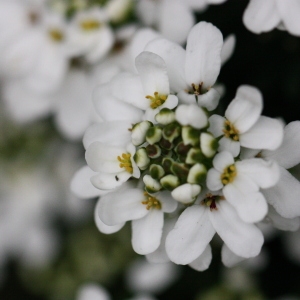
[131,107,219,204]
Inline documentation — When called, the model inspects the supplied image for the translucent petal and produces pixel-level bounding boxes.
[221,244,246,267]
[221,34,236,65]
[188,244,212,271]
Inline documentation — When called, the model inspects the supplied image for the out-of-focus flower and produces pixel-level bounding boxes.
[243,0,300,36]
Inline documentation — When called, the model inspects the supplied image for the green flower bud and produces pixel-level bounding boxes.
[162,123,181,143]
[146,144,161,159]
[187,163,207,184]
[143,174,162,193]
[146,126,162,145]
[160,174,180,191]
[181,126,200,146]
[134,148,150,170]
[155,108,176,125]
[150,164,165,179]
[200,133,218,158]
[131,121,152,146]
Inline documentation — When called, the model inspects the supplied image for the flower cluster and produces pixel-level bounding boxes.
[71,20,300,270]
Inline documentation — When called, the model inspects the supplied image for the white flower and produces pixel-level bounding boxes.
[206,151,280,223]
[98,188,177,254]
[67,7,114,63]
[243,0,300,36]
[76,283,110,300]
[165,193,264,265]
[136,0,227,44]
[110,51,178,123]
[242,121,300,220]
[208,85,284,157]
[144,21,224,110]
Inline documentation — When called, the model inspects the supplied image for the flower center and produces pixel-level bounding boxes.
[221,164,237,185]
[48,28,64,42]
[117,153,133,173]
[142,192,161,210]
[80,19,101,31]
[146,92,167,109]
[191,82,203,95]
[223,120,239,141]
[202,193,225,211]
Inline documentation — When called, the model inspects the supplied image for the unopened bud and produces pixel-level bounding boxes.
[182,126,200,146]
[146,144,161,158]
[146,126,162,145]
[143,175,162,193]
[160,174,180,191]
[134,148,150,170]
[155,108,176,125]
[200,133,218,158]
[162,123,181,143]
[187,163,207,184]
[186,148,205,164]
[150,164,165,179]
[131,121,152,146]
[171,183,201,204]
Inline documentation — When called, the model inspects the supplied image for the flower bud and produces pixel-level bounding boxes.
[143,174,162,193]
[134,148,150,170]
[150,164,165,179]
[200,133,218,158]
[171,183,201,204]
[182,126,200,146]
[146,126,162,145]
[160,174,180,191]
[131,121,152,146]
[146,144,161,159]
[155,108,176,125]
[187,163,207,184]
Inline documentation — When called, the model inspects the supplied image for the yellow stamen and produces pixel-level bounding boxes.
[142,192,161,210]
[80,19,101,31]
[221,164,237,185]
[49,29,64,42]
[146,92,167,109]
[117,153,133,174]
[222,120,239,141]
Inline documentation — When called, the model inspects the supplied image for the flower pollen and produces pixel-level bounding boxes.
[142,192,161,210]
[221,164,237,185]
[117,153,133,173]
[202,193,225,211]
[146,92,167,109]
[48,28,64,42]
[80,19,101,31]
[223,120,239,141]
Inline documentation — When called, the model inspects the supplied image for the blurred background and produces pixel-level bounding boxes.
[1,0,300,299]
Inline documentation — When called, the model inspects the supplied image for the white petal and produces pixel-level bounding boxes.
[171,184,201,204]
[188,244,212,271]
[83,121,132,149]
[240,116,284,151]
[135,51,170,96]
[166,205,215,264]
[93,83,143,123]
[145,37,187,92]
[221,34,236,65]
[263,167,300,219]
[85,142,124,172]
[262,121,300,169]
[267,205,300,232]
[132,209,164,254]
[223,181,268,223]
[225,85,263,133]
[94,200,125,234]
[175,104,208,129]
[221,244,246,267]
[197,88,221,111]
[218,137,240,158]
[158,0,195,44]
[98,188,148,225]
[243,0,280,34]
[206,168,223,191]
[210,200,264,258]
[185,21,223,90]
[276,0,300,36]
[213,151,235,172]
[146,218,176,263]
[76,283,111,300]
[111,73,149,110]
[158,191,178,213]
[208,115,226,137]
[70,166,101,199]
[237,158,280,189]
[91,171,131,190]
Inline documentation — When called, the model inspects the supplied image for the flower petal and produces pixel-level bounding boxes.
[166,205,215,264]
[188,244,212,271]
[158,191,178,213]
[213,151,235,172]
[98,188,148,225]
[70,166,102,199]
[208,115,226,138]
[221,244,246,267]
[210,200,264,257]
[135,51,170,96]
[237,158,280,189]
[206,168,223,191]
[171,184,201,204]
[197,88,221,111]
[243,0,280,34]
[145,37,187,92]
[218,136,240,158]
[225,85,263,133]
[263,167,300,219]
[158,0,195,44]
[276,0,300,36]
[91,171,131,190]
[95,200,125,234]
[240,116,284,151]
[262,121,300,169]
[132,209,164,254]
[223,180,268,223]
[221,34,236,65]
[175,104,208,129]
[83,121,132,149]
[185,21,223,90]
